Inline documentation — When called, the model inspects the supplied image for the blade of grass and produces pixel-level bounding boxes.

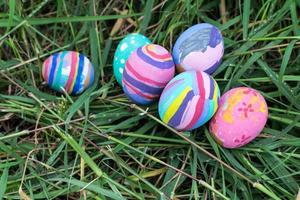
[6,0,16,33]
[279,40,297,81]
[0,0,49,42]
[257,59,300,110]
[53,126,103,178]
[242,0,251,39]
[0,167,9,200]
[0,14,142,27]
[50,178,125,200]
[140,0,154,34]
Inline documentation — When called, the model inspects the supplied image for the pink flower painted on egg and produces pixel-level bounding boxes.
[209,87,268,149]
[238,102,254,118]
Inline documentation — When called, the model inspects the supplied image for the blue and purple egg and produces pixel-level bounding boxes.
[172,23,224,74]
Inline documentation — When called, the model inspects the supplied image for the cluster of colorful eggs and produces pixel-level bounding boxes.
[42,23,268,149]
[114,24,225,131]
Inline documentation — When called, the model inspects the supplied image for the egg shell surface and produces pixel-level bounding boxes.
[42,51,94,95]
[158,71,220,131]
[172,23,224,74]
[113,33,151,86]
[122,44,175,105]
[209,87,268,148]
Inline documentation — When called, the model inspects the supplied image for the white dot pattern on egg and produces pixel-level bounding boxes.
[113,33,151,86]
[120,43,128,51]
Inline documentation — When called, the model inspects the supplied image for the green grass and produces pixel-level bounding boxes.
[0,0,300,199]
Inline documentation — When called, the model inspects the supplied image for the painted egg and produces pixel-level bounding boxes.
[209,87,268,148]
[158,71,220,131]
[172,23,224,74]
[122,44,175,105]
[42,51,94,95]
[113,33,151,86]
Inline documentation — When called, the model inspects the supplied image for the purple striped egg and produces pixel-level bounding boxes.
[122,44,175,105]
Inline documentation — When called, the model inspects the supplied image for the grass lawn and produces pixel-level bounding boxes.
[0,0,300,199]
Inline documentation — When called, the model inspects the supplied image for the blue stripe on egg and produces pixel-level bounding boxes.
[72,53,85,95]
[48,52,59,86]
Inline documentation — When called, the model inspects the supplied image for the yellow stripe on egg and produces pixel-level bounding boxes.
[213,80,218,113]
[163,87,192,123]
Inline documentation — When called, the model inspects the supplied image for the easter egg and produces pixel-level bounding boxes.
[42,51,94,95]
[172,23,224,74]
[158,71,220,131]
[113,33,151,86]
[122,44,175,105]
[209,87,268,148]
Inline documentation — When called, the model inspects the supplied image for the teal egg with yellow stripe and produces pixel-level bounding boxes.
[42,51,94,95]
[158,71,220,131]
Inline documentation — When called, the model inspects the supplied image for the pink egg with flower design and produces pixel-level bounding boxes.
[209,87,268,148]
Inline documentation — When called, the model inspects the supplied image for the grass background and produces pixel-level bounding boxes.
[0,0,300,199]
